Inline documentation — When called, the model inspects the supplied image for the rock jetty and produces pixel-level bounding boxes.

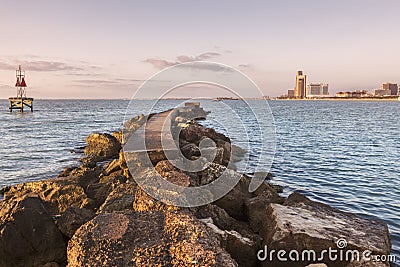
[0,103,391,267]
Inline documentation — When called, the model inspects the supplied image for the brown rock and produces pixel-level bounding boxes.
[181,143,201,158]
[133,187,178,212]
[98,170,127,184]
[97,182,137,213]
[180,124,230,144]
[57,206,95,238]
[84,133,121,161]
[3,177,89,214]
[103,159,121,175]
[0,196,66,267]
[85,182,116,209]
[67,210,237,267]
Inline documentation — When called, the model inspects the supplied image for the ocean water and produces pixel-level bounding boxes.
[0,99,399,262]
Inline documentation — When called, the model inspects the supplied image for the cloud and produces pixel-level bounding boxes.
[144,51,222,69]
[143,58,177,69]
[0,62,15,70]
[0,60,84,72]
[214,46,232,54]
[22,61,83,72]
[74,79,118,85]
[238,64,254,71]
[73,78,154,86]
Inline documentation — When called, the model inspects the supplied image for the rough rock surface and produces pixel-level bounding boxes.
[67,210,237,267]
[84,133,121,161]
[57,206,95,238]
[260,192,391,267]
[3,177,89,214]
[97,182,136,213]
[0,196,66,267]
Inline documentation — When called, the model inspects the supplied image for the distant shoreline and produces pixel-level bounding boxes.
[272,97,399,102]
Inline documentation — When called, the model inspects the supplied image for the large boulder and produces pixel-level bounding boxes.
[3,177,90,214]
[67,210,237,267]
[0,196,66,267]
[180,124,230,145]
[84,133,121,161]
[259,192,391,267]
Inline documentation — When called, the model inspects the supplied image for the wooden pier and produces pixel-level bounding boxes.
[9,97,34,112]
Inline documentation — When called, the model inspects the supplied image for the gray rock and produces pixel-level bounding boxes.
[260,192,391,267]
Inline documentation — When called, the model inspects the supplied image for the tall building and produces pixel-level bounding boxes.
[306,83,329,97]
[295,70,306,98]
[382,83,398,96]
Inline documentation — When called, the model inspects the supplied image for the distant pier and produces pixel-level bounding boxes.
[9,65,34,112]
[9,97,34,112]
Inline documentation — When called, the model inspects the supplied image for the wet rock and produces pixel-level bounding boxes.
[260,192,391,267]
[84,133,121,161]
[3,177,89,214]
[67,210,237,267]
[97,182,137,213]
[0,196,66,267]
[56,206,95,238]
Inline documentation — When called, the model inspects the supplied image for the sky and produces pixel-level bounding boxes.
[0,0,400,99]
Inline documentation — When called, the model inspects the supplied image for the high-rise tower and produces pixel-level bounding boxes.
[295,70,307,99]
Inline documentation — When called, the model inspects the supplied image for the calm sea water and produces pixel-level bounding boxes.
[0,99,399,261]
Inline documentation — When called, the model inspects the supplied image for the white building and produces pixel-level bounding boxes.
[306,83,329,98]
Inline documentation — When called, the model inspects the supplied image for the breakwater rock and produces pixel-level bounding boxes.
[0,104,391,267]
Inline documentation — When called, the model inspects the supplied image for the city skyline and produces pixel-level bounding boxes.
[1,0,400,99]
